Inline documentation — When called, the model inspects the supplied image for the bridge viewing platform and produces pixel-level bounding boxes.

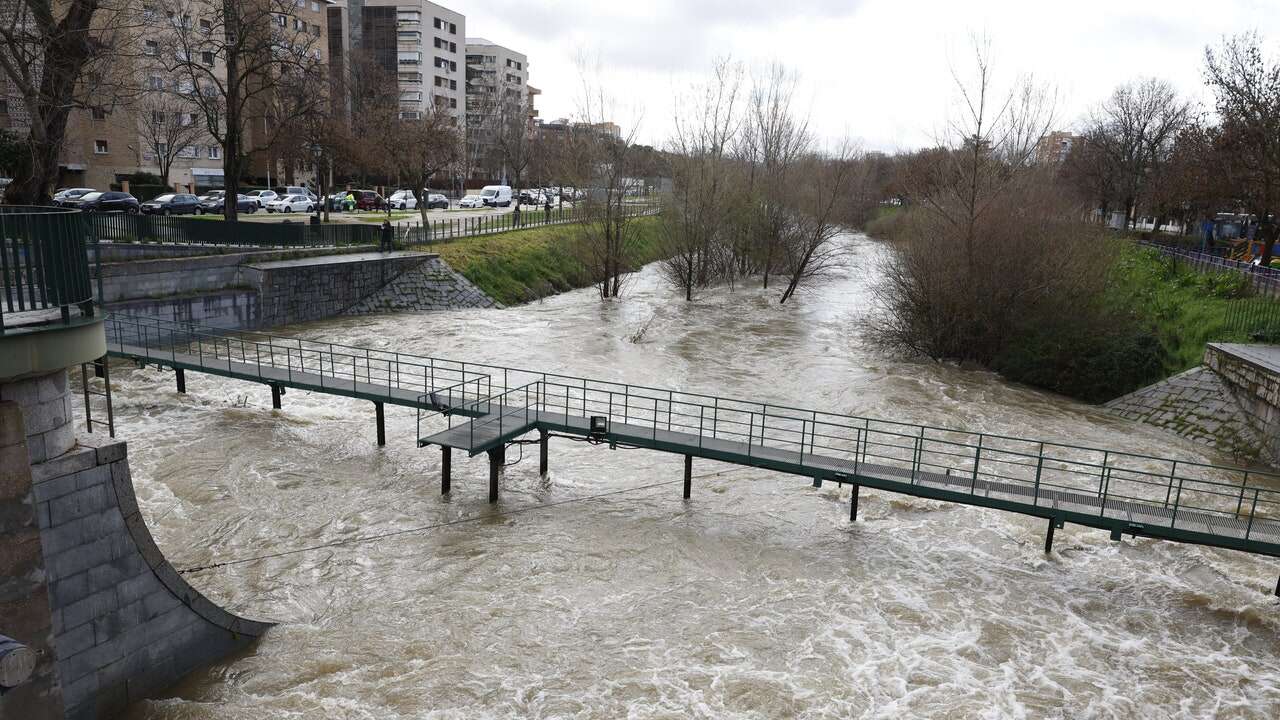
[103,315,1280,592]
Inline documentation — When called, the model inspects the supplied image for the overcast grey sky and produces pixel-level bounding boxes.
[465,0,1280,151]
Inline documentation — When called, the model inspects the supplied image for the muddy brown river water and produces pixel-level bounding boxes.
[111,235,1279,718]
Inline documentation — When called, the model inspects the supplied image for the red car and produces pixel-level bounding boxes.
[353,190,385,211]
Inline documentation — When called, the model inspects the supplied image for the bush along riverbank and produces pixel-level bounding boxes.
[424,216,664,306]
[867,206,1280,404]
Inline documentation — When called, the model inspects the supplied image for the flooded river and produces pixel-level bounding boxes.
[113,235,1279,718]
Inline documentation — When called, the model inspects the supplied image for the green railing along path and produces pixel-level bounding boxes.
[105,315,1280,585]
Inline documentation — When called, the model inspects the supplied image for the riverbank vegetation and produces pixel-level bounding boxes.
[868,38,1280,403]
[654,61,880,303]
[431,216,663,306]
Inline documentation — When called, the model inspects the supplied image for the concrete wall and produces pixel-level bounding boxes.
[0,377,273,719]
[95,247,373,305]
[109,291,260,332]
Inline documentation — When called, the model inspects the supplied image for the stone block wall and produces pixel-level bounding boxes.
[27,435,273,718]
[0,370,76,465]
[1105,367,1265,461]
[343,256,501,314]
[0,400,64,719]
[1205,344,1280,466]
[246,254,430,327]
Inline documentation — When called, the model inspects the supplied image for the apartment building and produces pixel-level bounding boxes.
[464,38,528,182]
[1035,131,1081,165]
[48,0,332,193]
[331,0,465,124]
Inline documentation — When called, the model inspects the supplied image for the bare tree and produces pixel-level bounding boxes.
[1081,78,1191,229]
[567,57,645,299]
[136,91,206,189]
[157,0,323,219]
[737,63,811,288]
[777,145,860,304]
[0,0,143,203]
[1204,32,1280,267]
[392,105,462,230]
[660,58,744,300]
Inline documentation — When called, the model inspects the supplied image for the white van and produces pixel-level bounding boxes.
[480,185,512,208]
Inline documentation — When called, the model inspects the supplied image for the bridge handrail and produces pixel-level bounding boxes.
[430,378,1280,534]
[105,315,1280,521]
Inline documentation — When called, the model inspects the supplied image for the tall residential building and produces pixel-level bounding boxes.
[1036,131,1081,165]
[334,0,465,124]
[20,0,334,193]
[464,38,528,182]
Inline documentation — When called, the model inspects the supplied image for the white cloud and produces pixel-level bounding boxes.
[462,0,1280,150]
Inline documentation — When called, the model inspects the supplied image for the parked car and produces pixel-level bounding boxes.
[273,185,318,202]
[265,194,315,213]
[197,190,225,204]
[353,190,384,211]
[67,191,139,213]
[424,193,449,209]
[389,190,418,210]
[458,194,485,209]
[52,188,96,206]
[480,185,513,207]
[141,193,201,215]
[326,192,350,211]
[243,190,277,208]
[201,193,257,214]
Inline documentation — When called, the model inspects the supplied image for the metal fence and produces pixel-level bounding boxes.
[398,202,661,248]
[1225,298,1280,341]
[1,206,99,334]
[1140,240,1280,298]
[88,213,382,249]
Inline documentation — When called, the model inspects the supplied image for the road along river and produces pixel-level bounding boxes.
[112,234,1280,718]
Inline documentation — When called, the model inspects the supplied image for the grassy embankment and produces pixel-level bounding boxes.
[426,215,664,306]
[864,207,1279,401]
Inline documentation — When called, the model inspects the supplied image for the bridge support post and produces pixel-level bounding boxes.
[850,484,860,521]
[441,447,451,494]
[683,455,692,499]
[539,430,548,476]
[1275,574,1279,598]
[374,402,385,446]
[1044,517,1055,554]
[488,445,505,503]
[175,368,185,394]
[271,385,281,410]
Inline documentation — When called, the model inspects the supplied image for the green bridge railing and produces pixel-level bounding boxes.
[102,314,1280,555]
[1,206,100,334]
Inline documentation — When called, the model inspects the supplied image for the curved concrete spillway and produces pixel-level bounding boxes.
[1,393,273,720]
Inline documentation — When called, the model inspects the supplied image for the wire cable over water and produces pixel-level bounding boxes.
[177,466,755,575]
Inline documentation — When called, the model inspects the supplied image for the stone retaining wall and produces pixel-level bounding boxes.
[1205,344,1280,465]
[245,254,431,326]
[0,386,273,719]
[343,256,501,314]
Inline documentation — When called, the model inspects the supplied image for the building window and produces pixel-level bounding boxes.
[449,22,456,34]
[294,18,303,31]
[151,110,165,123]
[178,145,198,158]
[276,14,286,27]
[0,99,8,114]
[148,75,164,90]
[208,145,221,159]
[450,98,456,109]
[94,140,108,154]
[312,23,321,36]
[143,5,157,20]
[202,51,215,66]
[295,0,303,7]
[145,40,158,55]
[311,1,320,10]
[91,107,107,120]
[200,18,212,32]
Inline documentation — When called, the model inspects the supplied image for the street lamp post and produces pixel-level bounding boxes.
[310,143,323,224]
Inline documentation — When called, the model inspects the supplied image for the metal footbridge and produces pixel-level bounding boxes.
[104,315,1280,581]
